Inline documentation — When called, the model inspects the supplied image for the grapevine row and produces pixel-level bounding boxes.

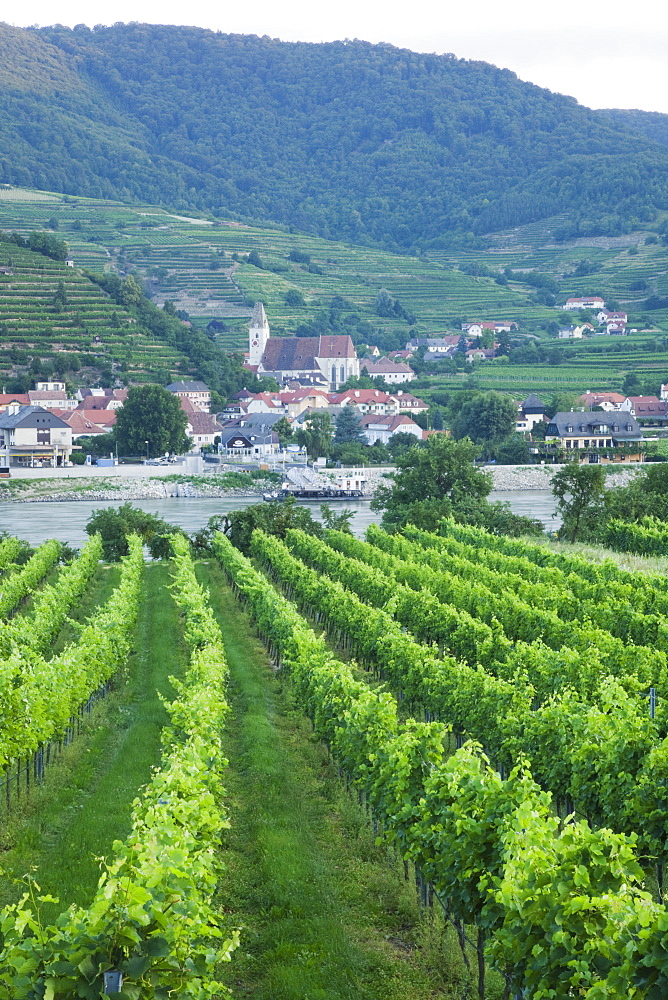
[288,527,661,705]
[0,536,22,572]
[251,528,668,864]
[439,517,668,591]
[213,530,667,1000]
[0,539,61,619]
[0,534,103,657]
[369,524,668,654]
[405,521,668,615]
[604,517,668,557]
[0,534,236,998]
[0,535,143,771]
[323,527,664,697]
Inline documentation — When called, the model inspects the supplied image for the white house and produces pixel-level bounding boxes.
[557,326,584,339]
[0,406,74,467]
[360,356,415,383]
[166,381,211,413]
[562,297,605,311]
[358,413,423,446]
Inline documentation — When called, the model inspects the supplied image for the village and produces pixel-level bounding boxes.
[0,300,662,472]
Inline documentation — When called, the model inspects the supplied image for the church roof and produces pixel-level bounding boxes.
[250,302,268,327]
[317,335,356,359]
[261,337,319,372]
[260,334,356,373]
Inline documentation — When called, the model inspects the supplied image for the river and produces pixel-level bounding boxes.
[0,490,559,547]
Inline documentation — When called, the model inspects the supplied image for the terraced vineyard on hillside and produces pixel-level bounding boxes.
[1,187,667,395]
[0,238,190,383]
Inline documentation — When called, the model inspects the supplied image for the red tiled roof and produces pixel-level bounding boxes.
[0,393,30,407]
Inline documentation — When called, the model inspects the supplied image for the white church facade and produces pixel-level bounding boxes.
[247,303,359,389]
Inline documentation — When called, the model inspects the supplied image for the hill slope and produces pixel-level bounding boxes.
[2,23,668,252]
[599,109,668,148]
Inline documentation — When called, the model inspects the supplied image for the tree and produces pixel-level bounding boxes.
[494,434,531,465]
[552,462,606,542]
[273,416,294,447]
[221,497,323,554]
[387,431,422,460]
[247,250,263,268]
[452,391,517,443]
[295,411,333,459]
[372,435,491,530]
[546,391,578,417]
[319,503,354,533]
[375,288,395,318]
[284,289,306,307]
[52,280,68,313]
[114,384,190,456]
[334,405,365,445]
[85,503,186,560]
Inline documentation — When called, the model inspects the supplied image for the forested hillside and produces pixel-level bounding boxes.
[2,22,668,252]
[600,108,668,148]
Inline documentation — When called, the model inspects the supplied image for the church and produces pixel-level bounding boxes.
[247,303,360,389]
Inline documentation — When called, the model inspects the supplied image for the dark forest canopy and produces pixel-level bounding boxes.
[2,22,668,251]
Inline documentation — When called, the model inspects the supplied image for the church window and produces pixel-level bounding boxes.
[340,365,345,383]
[331,366,336,383]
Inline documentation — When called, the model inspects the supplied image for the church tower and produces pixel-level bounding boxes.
[249,302,270,367]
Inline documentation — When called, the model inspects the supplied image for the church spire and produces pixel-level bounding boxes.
[249,302,270,366]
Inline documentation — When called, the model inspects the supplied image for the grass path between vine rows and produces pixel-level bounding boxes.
[199,560,465,1000]
[0,561,185,919]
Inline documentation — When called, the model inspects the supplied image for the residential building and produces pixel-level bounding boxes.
[246,302,359,389]
[77,388,128,410]
[333,389,393,415]
[562,297,606,311]
[360,356,416,383]
[462,321,517,335]
[0,393,30,413]
[51,409,116,440]
[466,348,496,362]
[389,391,429,417]
[544,412,643,462]
[577,392,625,411]
[358,413,424,446]
[620,396,668,426]
[0,406,74,467]
[218,422,279,458]
[557,325,584,339]
[597,309,628,325]
[28,388,77,410]
[165,381,211,412]
[516,394,547,433]
[406,336,460,353]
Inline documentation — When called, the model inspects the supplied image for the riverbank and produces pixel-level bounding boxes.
[0,462,643,503]
[489,464,642,491]
[0,472,279,503]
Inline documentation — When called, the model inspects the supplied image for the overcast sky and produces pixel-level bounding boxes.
[13,0,668,113]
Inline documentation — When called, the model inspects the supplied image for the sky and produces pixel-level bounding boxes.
[12,0,668,113]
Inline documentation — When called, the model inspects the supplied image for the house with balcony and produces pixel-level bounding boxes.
[544,412,643,462]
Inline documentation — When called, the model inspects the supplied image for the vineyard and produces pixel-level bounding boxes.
[1,187,667,399]
[1,515,668,997]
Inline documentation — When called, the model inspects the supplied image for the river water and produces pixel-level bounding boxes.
[0,490,559,547]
